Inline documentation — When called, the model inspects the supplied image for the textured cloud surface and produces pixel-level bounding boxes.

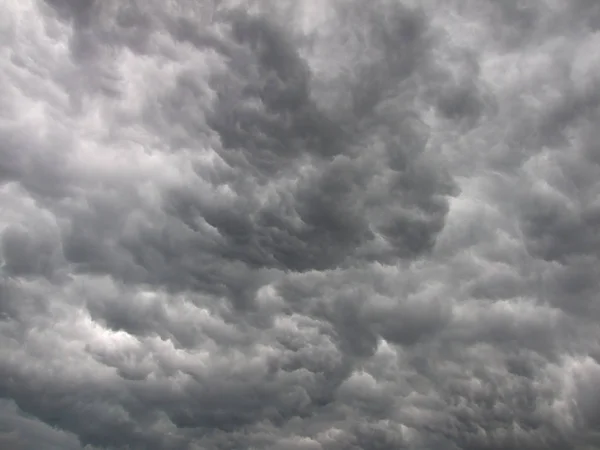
[1,0,600,449]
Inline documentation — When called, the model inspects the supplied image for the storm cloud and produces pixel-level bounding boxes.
[1,0,600,449]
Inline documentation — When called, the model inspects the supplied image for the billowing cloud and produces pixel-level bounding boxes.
[1,0,600,449]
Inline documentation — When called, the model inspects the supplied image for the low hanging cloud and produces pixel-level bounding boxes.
[1,0,600,449]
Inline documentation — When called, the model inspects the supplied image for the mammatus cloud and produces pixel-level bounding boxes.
[1,0,600,448]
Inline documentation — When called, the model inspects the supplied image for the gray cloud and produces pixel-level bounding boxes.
[1,0,600,449]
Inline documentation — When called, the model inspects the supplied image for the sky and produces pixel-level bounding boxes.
[1,0,600,449]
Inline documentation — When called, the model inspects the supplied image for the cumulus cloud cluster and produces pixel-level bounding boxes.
[1,0,600,449]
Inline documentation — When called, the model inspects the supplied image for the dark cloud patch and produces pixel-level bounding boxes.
[1,224,60,278]
[43,0,96,27]
[488,0,541,46]
[436,79,485,125]
[43,0,152,59]
[0,399,87,450]
[150,4,456,274]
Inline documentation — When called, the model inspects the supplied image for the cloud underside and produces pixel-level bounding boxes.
[1,0,600,449]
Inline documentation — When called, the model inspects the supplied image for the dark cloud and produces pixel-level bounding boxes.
[2,0,600,449]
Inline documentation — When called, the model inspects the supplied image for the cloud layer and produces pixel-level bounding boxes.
[1,0,600,449]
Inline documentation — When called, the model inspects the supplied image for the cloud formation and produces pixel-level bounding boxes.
[1,0,600,449]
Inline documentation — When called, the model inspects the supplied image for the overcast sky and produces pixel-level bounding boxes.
[1,0,600,449]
